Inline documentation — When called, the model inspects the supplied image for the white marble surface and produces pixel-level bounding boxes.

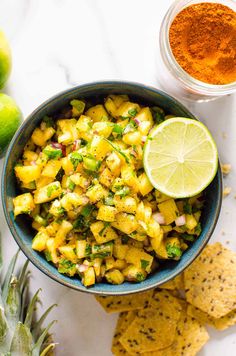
[0,0,236,355]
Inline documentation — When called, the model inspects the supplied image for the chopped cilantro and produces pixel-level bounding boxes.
[43,145,62,159]
[83,157,101,172]
[47,184,59,198]
[141,259,150,270]
[112,124,124,135]
[90,251,111,259]
[85,244,92,256]
[183,201,192,214]
[128,108,138,117]
[195,222,202,235]
[81,204,94,217]
[104,193,115,206]
[69,152,83,170]
[136,272,145,282]
[58,259,77,276]
[166,244,182,259]
[151,106,165,124]
[43,116,54,127]
[115,186,130,198]
[68,179,75,191]
[45,251,52,262]
[182,233,195,242]
[99,222,111,236]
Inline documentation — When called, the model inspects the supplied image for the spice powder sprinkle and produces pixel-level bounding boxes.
[169,2,236,85]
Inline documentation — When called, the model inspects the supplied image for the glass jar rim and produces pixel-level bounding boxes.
[159,0,236,96]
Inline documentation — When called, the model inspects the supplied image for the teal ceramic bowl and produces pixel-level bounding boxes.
[2,81,222,295]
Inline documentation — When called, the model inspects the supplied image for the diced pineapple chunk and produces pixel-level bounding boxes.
[154,239,169,259]
[13,193,35,216]
[113,244,129,260]
[185,214,198,230]
[15,165,41,184]
[104,95,129,117]
[76,115,93,141]
[46,238,59,263]
[49,199,64,217]
[158,199,179,225]
[90,221,118,244]
[86,184,108,203]
[123,265,147,282]
[23,150,38,164]
[117,102,140,118]
[134,107,153,123]
[121,166,139,193]
[105,257,116,271]
[41,160,62,178]
[61,157,74,175]
[76,240,91,259]
[155,190,170,203]
[112,213,138,234]
[92,122,113,138]
[58,245,77,263]
[83,267,95,287]
[125,247,153,273]
[99,168,114,188]
[32,230,49,252]
[138,121,152,136]
[70,173,89,189]
[54,220,73,247]
[106,152,121,176]
[58,119,78,144]
[105,269,124,284]
[93,258,102,277]
[45,221,60,236]
[34,181,62,204]
[88,135,111,161]
[114,196,137,214]
[31,127,55,146]
[86,104,109,122]
[60,193,88,211]
[138,173,153,196]
[123,131,142,145]
[36,176,54,189]
[97,205,117,222]
[150,227,164,253]
[114,259,127,270]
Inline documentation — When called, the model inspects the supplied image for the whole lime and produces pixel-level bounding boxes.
[0,31,12,88]
[0,93,22,157]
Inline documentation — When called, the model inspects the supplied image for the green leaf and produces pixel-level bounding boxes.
[182,233,195,242]
[0,308,8,343]
[140,259,150,270]
[43,146,62,159]
[136,272,145,282]
[112,124,124,135]
[42,116,54,128]
[68,179,75,191]
[81,204,94,217]
[24,289,41,329]
[2,250,20,304]
[47,184,59,198]
[32,320,56,356]
[58,259,77,277]
[166,244,182,259]
[115,186,130,198]
[151,106,165,124]
[19,260,29,294]
[32,304,57,340]
[5,277,21,331]
[10,322,32,356]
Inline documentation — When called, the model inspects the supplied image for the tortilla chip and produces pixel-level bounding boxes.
[187,304,236,331]
[184,243,236,318]
[142,304,209,356]
[112,311,136,355]
[159,274,184,290]
[119,290,182,354]
[95,290,153,313]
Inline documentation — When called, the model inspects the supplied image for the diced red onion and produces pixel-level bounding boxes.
[30,161,36,166]
[134,118,141,126]
[152,212,165,225]
[175,214,186,226]
[51,142,63,149]
[77,264,89,273]
[141,136,147,143]
[73,140,81,151]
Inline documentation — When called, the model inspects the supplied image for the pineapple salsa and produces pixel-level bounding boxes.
[13,95,203,287]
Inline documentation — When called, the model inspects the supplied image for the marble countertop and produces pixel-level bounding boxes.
[0,0,236,355]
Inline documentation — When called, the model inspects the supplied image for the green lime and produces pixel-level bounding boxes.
[143,117,218,198]
[0,31,12,88]
[0,93,22,157]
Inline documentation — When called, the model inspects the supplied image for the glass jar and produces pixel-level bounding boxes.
[156,0,236,102]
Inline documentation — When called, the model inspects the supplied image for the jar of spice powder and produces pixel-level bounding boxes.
[157,0,236,102]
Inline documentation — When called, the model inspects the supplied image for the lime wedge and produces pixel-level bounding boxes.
[143,117,218,198]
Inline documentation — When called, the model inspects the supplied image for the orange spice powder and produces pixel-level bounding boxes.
[169,2,236,85]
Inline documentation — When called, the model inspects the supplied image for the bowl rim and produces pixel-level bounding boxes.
[1,80,222,295]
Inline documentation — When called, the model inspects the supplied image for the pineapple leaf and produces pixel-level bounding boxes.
[40,342,56,356]
[20,283,29,323]
[0,307,8,343]
[10,322,33,356]
[32,320,56,356]
[2,250,20,303]
[24,289,41,329]
[5,277,21,331]
[0,232,3,271]
[32,304,57,340]
[19,260,30,293]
